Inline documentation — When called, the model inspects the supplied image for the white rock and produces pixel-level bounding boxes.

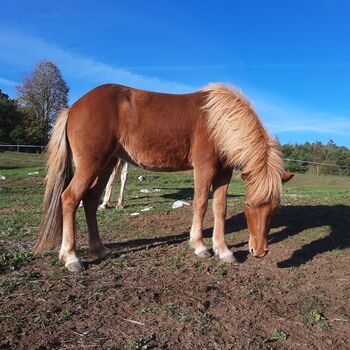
[140,207,152,212]
[130,212,140,216]
[0,175,5,180]
[138,176,145,181]
[140,188,161,193]
[172,200,191,209]
[28,172,39,175]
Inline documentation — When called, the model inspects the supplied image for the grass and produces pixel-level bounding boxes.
[1,150,349,258]
[272,329,288,341]
[301,296,330,329]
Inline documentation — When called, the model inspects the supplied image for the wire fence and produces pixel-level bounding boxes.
[284,158,350,176]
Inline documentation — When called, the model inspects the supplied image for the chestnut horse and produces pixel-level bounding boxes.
[33,83,293,272]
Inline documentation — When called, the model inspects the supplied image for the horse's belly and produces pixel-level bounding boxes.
[120,142,192,172]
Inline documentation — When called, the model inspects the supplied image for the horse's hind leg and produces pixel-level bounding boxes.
[190,163,216,257]
[212,169,235,263]
[116,161,128,209]
[59,162,105,272]
[83,158,118,258]
[99,160,121,210]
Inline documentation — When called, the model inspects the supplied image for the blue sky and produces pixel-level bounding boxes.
[1,0,350,146]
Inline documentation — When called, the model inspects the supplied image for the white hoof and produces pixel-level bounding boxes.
[219,251,236,263]
[66,260,84,272]
[195,246,211,258]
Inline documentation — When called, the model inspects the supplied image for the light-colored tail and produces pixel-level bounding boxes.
[33,109,73,253]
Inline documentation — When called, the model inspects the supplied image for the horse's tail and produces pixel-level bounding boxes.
[33,109,73,254]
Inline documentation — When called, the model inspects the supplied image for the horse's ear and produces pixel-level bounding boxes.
[282,171,294,183]
[241,172,248,181]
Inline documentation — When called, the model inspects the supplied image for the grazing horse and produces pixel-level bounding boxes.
[99,160,129,210]
[33,83,293,272]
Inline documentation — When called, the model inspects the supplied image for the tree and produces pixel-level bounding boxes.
[17,61,69,144]
[0,90,26,144]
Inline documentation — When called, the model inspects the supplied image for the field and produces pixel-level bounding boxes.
[1,151,350,349]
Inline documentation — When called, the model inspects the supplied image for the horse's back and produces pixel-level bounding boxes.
[67,84,209,171]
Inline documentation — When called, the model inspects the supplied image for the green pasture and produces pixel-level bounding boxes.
[0,150,349,259]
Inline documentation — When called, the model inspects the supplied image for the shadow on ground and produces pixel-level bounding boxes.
[99,204,350,269]
[160,187,243,200]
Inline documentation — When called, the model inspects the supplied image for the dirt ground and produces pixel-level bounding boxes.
[1,203,350,350]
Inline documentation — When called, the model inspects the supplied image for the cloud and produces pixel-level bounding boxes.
[0,31,195,96]
[0,76,18,87]
[251,94,350,136]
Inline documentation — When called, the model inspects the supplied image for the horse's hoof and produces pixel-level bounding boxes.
[66,261,84,273]
[101,249,114,260]
[220,252,236,263]
[91,247,113,259]
[98,205,110,210]
[195,248,211,258]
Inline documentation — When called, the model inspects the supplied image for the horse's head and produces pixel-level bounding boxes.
[242,171,294,258]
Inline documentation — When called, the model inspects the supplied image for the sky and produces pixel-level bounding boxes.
[0,0,350,147]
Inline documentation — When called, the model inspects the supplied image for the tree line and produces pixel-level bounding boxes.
[0,60,68,146]
[282,141,350,175]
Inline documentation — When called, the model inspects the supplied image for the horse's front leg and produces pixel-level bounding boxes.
[212,169,235,262]
[189,164,215,257]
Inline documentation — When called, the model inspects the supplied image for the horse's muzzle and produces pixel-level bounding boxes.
[249,248,268,258]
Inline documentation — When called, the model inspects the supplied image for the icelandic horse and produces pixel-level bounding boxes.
[33,83,294,272]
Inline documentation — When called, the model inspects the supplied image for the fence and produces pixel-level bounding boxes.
[0,144,46,153]
[284,158,350,175]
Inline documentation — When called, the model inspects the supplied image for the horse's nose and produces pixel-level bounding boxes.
[250,248,268,258]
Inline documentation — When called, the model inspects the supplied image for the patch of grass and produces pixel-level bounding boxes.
[272,328,288,341]
[114,254,132,269]
[0,251,34,269]
[164,303,176,316]
[174,306,213,334]
[301,296,330,329]
[129,335,156,350]
[243,288,257,297]
[215,322,227,333]
[23,270,41,279]
[330,248,345,259]
[168,246,188,270]
[193,260,206,273]
[257,335,269,344]
[0,278,21,294]
[61,309,72,320]
[285,281,294,290]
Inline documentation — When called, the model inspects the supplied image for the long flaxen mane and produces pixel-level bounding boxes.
[201,83,284,206]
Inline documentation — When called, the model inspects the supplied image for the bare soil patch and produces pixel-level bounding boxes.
[1,204,350,349]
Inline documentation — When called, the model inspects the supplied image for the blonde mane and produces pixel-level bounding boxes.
[201,83,284,205]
